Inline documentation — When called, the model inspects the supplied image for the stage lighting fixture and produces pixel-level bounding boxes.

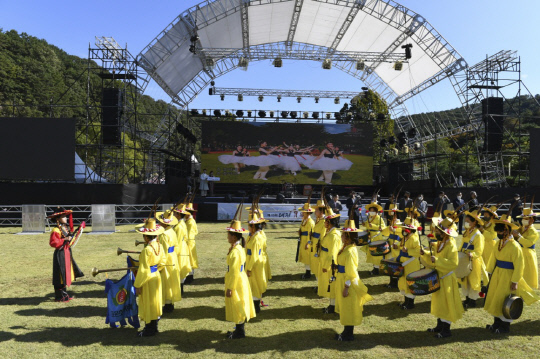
[377,113,386,121]
[322,58,332,69]
[297,97,302,103]
[335,112,341,120]
[236,110,244,117]
[189,45,196,53]
[398,132,407,145]
[220,94,225,101]
[380,139,388,147]
[258,95,264,102]
[269,110,275,118]
[281,111,288,118]
[402,44,413,59]
[362,87,369,92]
[303,111,309,119]
[388,136,396,145]
[346,112,353,121]
[209,88,214,95]
[247,110,252,117]
[315,97,319,103]
[190,35,200,43]
[210,81,215,86]
[290,111,298,119]
[190,109,198,116]
[392,148,399,155]
[312,112,319,119]
[413,142,421,150]
[407,128,417,138]
[238,94,243,101]
[273,58,282,67]
[238,57,249,69]
[258,110,266,118]
[277,95,282,102]
[334,97,340,104]
[402,144,409,154]
[326,113,331,119]
[205,58,216,70]
[394,61,403,71]
[356,59,365,71]
[214,109,221,117]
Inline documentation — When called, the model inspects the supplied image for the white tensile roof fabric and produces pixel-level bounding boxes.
[138,0,461,104]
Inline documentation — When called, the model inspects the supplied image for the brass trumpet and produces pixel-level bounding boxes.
[117,247,141,256]
[135,240,145,246]
[91,266,136,277]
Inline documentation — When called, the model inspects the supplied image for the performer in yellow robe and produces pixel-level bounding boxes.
[381,203,403,288]
[297,203,315,279]
[134,218,167,337]
[481,205,499,266]
[246,213,267,313]
[515,208,539,289]
[420,217,464,338]
[156,209,181,313]
[224,219,256,339]
[172,204,192,294]
[460,210,488,308]
[184,203,199,283]
[246,206,272,282]
[361,201,386,275]
[311,200,327,284]
[396,223,421,309]
[485,214,540,334]
[334,219,373,341]
[318,207,341,313]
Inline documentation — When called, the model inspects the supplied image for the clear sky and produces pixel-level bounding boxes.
[1,0,538,116]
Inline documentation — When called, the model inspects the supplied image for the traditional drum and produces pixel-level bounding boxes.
[379,257,404,277]
[454,251,472,279]
[368,240,390,256]
[406,268,440,296]
[502,294,524,320]
[357,231,370,246]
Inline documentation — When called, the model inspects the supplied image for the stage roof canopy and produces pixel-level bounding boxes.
[138,0,466,109]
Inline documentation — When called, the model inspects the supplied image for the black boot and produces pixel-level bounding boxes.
[227,322,246,339]
[185,274,194,284]
[54,288,64,302]
[400,297,415,310]
[181,283,185,295]
[336,326,354,341]
[137,321,157,337]
[427,318,443,333]
[494,320,510,334]
[435,322,452,338]
[486,317,501,332]
[463,296,470,308]
[386,277,398,288]
[467,299,476,308]
[323,304,335,314]
[370,267,379,276]
[301,270,312,279]
[254,300,261,313]
[163,303,174,313]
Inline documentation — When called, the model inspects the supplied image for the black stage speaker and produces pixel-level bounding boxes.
[482,97,504,153]
[529,128,540,187]
[102,88,123,145]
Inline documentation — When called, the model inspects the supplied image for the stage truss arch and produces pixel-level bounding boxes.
[137,0,468,139]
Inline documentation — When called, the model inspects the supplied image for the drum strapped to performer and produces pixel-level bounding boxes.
[502,294,524,320]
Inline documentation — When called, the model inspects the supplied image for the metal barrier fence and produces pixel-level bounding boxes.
[0,203,535,227]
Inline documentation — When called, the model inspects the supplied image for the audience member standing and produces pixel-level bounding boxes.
[415,194,428,235]
[452,192,465,235]
[398,192,413,222]
[432,191,450,216]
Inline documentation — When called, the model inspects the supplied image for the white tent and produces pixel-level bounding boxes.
[75,152,107,183]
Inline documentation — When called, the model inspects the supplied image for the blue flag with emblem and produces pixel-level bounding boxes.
[104,257,140,328]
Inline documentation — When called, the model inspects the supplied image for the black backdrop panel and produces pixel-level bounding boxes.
[530,128,540,187]
[0,117,75,180]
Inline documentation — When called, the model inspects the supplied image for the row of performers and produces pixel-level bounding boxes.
[296,200,539,339]
[48,203,201,337]
[218,142,352,183]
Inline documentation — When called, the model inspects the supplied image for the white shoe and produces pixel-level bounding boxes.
[293,172,297,176]
[326,182,332,185]
[317,178,324,182]
[261,178,268,180]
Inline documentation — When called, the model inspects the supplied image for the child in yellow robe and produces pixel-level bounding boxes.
[185,203,199,283]
[297,203,315,278]
[318,207,341,313]
[515,208,539,289]
[461,210,488,308]
[396,223,421,309]
[156,209,181,313]
[246,214,267,313]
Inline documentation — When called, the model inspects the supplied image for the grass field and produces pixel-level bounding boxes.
[201,153,373,185]
[1,223,539,358]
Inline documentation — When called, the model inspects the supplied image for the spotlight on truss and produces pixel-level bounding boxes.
[238,94,243,101]
[322,59,332,70]
[334,97,340,104]
[220,94,225,101]
[297,97,302,103]
[205,58,216,70]
[269,110,275,118]
[236,110,244,117]
[326,113,331,119]
[303,111,309,119]
[273,58,282,67]
[394,61,403,71]
[238,57,249,70]
[315,97,319,104]
[280,111,288,118]
[258,110,266,118]
[258,95,264,102]
[401,44,413,59]
[277,95,282,102]
[356,59,365,71]
[290,111,298,119]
